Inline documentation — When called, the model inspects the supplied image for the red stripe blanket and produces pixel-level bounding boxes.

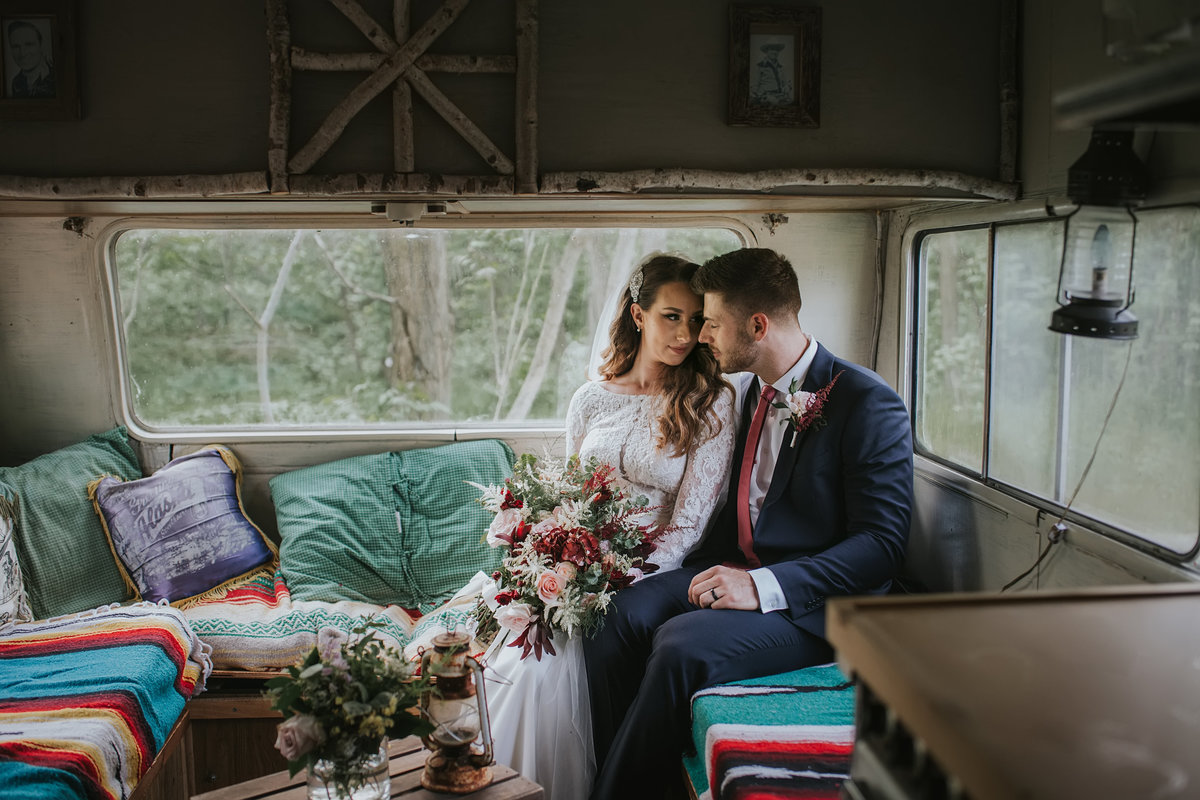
[684,664,855,800]
[0,602,212,800]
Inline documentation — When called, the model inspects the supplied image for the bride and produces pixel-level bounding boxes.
[483,253,736,799]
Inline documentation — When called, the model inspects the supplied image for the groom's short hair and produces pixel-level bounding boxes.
[692,248,802,319]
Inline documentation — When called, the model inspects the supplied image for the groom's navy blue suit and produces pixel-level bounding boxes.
[584,344,913,799]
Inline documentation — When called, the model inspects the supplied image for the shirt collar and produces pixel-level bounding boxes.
[769,337,819,397]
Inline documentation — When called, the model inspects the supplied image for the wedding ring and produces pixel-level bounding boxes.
[710,588,719,603]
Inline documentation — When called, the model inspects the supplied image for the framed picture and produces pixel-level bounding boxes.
[0,0,79,120]
[728,4,821,127]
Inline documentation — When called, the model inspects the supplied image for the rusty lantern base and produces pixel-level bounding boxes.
[420,750,493,794]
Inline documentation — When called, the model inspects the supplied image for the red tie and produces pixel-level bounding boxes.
[736,383,776,568]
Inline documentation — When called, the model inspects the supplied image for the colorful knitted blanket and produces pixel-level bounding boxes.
[0,602,211,800]
[684,664,856,800]
[181,566,423,670]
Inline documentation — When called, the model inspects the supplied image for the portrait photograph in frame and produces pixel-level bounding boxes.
[728,4,821,127]
[0,0,79,120]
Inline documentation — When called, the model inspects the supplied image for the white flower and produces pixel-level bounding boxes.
[487,507,525,547]
[786,391,812,417]
[275,714,324,761]
[550,499,584,531]
[316,628,349,669]
[495,602,534,634]
[470,481,507,513]
[480,576,501,611]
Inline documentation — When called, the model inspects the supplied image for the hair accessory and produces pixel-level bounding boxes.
[628,266,644,304]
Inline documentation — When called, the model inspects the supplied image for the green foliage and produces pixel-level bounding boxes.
[263,618,432,792]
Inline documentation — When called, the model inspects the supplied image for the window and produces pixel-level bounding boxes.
[110,225,743,430]
[914,227,989,474]
[914,207,1200,555]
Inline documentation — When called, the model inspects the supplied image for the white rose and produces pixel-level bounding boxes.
[487,507,525,546]
[495,601,534,634]
[275,714,324,761]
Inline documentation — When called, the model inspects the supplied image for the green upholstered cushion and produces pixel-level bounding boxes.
[0,427,141,619]
[272,439,514,612]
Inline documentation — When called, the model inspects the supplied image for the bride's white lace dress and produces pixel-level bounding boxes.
[484,381,735,799]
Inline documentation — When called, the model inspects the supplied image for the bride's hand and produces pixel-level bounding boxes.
[688,565,760,611]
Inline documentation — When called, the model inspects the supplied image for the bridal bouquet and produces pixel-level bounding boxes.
[471,453,662,660]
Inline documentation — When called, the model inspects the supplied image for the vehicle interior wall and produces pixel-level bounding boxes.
[0,1,1003,178]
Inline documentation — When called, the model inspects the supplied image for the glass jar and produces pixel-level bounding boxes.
[306,738,390,800]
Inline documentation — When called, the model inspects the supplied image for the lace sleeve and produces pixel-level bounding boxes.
[651,389,737,570]
[565,383,589,457]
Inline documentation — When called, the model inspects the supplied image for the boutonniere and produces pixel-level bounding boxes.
[774,370,844,446]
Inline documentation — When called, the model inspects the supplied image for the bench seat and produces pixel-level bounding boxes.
[684,663,855,800]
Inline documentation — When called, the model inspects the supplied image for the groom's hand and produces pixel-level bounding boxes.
[688,566,760,611]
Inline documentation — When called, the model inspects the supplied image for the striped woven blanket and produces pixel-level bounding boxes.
[181,566,422,670]
[0,602,212,800]
[684,664,855,800]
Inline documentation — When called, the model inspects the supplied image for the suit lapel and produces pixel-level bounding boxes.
[762,347,837,508]
[726,374,758,496]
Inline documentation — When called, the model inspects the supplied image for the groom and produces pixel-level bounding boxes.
[583,247,913,799]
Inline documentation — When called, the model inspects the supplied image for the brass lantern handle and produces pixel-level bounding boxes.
[467,654,494,766]
[418,649,436,751]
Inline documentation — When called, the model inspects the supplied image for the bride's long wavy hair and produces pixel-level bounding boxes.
[599,254,730,456]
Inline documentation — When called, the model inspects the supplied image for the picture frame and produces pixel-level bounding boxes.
[728,4,821,128]
[0,0,79,120]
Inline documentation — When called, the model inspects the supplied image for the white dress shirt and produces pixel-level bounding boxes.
[747,338,820,613]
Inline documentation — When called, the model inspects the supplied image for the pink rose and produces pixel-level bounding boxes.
[274,714,324,761]
[487,507,525,547]
[495,601,534,634]
[555,562,578,582]
[536,570,565,606]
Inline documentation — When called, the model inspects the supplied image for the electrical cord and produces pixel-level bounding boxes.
[1001,340,1135,591]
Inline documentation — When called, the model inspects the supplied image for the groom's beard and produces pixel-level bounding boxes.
[713,327,758,373]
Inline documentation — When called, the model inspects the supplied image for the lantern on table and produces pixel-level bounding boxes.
[419,631,494,793]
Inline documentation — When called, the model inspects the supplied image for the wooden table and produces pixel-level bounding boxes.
[191,736,543,800]
[827,583,1200,800]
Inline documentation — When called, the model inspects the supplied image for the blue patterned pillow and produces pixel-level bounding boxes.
[89,445,277,605]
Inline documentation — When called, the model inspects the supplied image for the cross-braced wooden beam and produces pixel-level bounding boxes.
[266,0,538,195]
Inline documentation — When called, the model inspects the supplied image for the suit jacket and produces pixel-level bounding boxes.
[686,344,913,639]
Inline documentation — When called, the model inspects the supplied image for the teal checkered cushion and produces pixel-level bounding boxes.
[272,440,513,613]
[0,427,141,619]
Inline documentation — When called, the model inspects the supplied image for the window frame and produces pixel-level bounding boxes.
[97,211,753,444]
[903,201,1200,565]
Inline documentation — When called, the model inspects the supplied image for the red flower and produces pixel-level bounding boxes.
[583,464,616,502]
[501,488,523,510]
[494,589,520,606]
[776,370,844,445]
